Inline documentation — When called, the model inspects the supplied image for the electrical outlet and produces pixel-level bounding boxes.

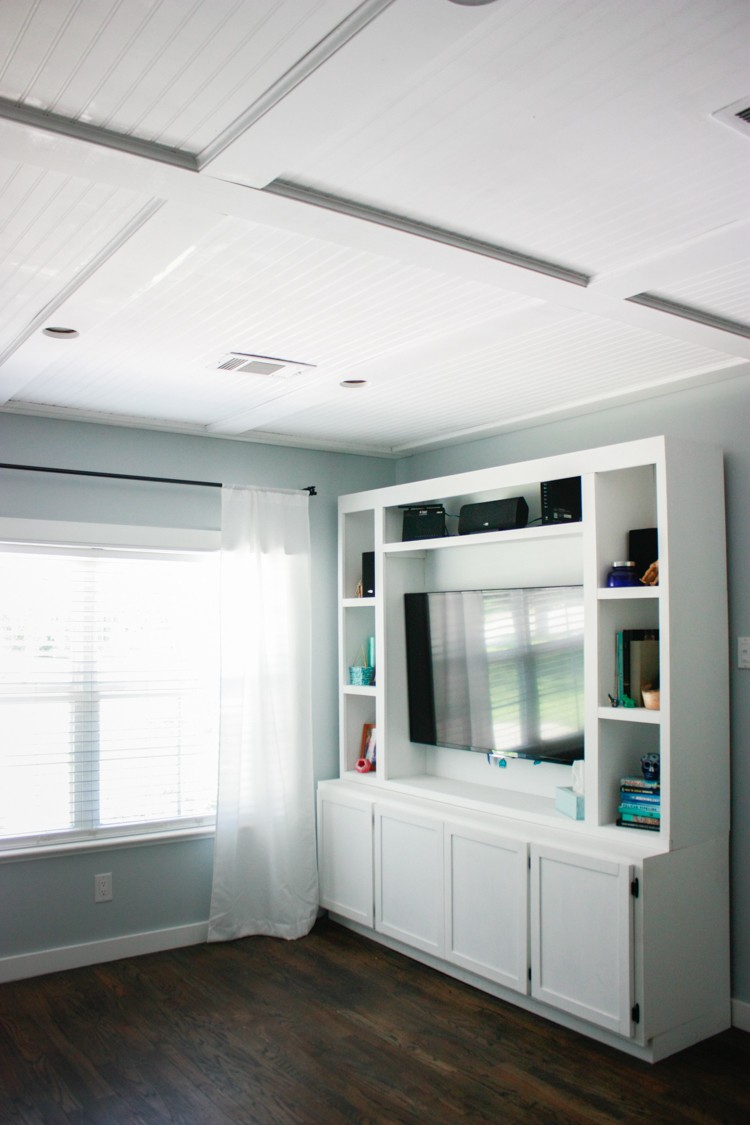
[739,638,750,670]
[94,872,113,903]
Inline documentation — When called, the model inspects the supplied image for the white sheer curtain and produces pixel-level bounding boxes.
[208,485,319,942]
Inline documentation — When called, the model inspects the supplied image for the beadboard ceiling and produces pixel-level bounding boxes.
[0,0,748,456]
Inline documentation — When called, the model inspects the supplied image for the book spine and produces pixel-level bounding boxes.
[619,777,660,790]
[618,809,661,823]
[617,818,660,831]
[622,629,632,699]
[619,792,661,804]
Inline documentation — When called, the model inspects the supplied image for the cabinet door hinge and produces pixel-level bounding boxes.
[528,967,532,982]
[631,1003,640,1024]
[630,877,639,898]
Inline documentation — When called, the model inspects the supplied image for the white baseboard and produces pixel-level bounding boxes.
[732,998,750,1033]
[0,922,209,984]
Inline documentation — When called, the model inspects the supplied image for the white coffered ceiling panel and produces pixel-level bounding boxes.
[0,0,747,455]
[5,206,539,428]
[249,0,750,276]
[254,313,745,451]
[0,157,155,357]
[0,0,359,155]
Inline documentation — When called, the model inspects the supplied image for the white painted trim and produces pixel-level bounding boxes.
[0,922,209,984]
[0,825,214,865]
[0,516,219,551]
[0,402,397,458]
[732,998,750,1033]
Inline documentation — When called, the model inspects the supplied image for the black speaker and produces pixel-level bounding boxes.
[402,505,446,541]
[628,527,658,580]
[361,551,375,597]
[458,496,529,535]
[541,477,582,524]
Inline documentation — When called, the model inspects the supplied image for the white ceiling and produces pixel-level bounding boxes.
[0,0,748,457]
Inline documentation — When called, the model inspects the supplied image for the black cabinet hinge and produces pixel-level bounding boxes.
[631,877,639,898]
[528,967,532,982]
[632,1003,640,1024]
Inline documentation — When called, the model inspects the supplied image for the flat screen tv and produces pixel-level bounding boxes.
[404,586,585,765]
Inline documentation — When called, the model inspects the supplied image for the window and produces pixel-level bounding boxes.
[0,541,220,850]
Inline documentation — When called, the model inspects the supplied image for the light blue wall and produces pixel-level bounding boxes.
[0,412,396,960]
[396,373,750,1005]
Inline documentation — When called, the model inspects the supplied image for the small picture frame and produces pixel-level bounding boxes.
[360,723,376,763]
[354,722,376,772]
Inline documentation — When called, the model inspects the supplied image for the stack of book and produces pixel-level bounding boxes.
[617,775,661,831]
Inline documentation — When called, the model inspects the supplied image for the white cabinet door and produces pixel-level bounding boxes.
[375,806,444,957]
[445,824,528,993]
[530,845,634,1036]
[317,788,374,927]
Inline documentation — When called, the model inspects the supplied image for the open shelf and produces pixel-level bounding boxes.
[383,521,581,555]
[598,586,659,600]
[598,706,661,724]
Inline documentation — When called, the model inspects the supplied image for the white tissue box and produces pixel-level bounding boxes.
[555,786,585,820]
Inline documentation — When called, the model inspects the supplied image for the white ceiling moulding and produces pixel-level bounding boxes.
[197,0,397,170]
[0,98,198,172]
[264,179,591,288]
[625,295,750,340]
[0,400,396,459]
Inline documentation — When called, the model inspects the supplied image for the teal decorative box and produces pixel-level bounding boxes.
[555,786,585,820]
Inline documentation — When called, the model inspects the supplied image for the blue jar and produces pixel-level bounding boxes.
[607,560,640,587]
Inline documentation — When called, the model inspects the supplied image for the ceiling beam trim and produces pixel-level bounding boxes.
[0,98,198,171]
[265,179,591,287]
[625,294,750,340]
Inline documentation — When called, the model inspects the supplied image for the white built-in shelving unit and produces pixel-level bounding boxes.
[318,436,730,1061]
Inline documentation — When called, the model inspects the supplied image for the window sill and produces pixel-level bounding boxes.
[0,825,215,864]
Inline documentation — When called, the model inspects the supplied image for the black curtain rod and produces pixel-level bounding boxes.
[0,462,317,495]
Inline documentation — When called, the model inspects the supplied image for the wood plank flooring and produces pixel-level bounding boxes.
[0,915,748,1124]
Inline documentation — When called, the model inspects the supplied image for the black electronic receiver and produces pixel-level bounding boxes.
[401,504,446,541]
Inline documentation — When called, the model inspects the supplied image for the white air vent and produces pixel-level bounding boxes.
[712,97,750,139]
[212,353,316,379]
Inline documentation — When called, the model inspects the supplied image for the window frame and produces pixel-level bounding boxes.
[0,517,221,857]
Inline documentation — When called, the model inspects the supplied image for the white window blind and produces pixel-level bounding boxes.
[0,543,220,850]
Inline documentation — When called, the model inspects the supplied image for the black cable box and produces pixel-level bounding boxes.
[541,477,582,524]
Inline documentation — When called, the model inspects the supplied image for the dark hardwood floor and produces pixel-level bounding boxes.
[0,915,747,1124]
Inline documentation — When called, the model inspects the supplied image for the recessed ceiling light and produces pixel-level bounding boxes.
[43,326,79,339]
[340,379,369,389]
